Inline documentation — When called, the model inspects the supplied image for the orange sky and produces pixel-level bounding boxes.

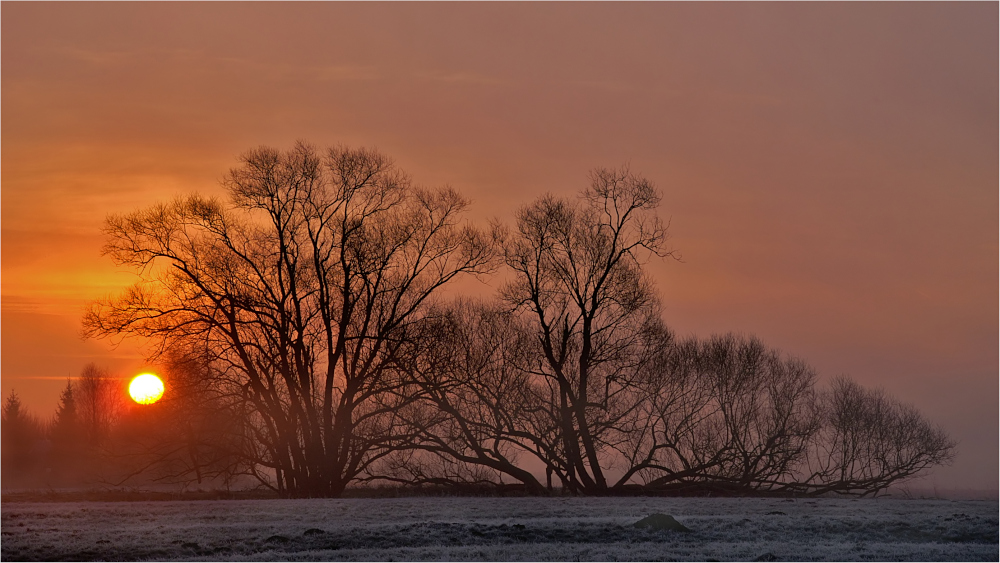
[2,2,996,491]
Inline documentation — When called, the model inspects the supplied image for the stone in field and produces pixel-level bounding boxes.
[633,513,691,532]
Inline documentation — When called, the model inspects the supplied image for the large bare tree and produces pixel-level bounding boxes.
[84,143,497,497]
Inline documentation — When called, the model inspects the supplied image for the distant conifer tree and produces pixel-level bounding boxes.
[51,380,78,437]
[2,389,23,423]
[2,390,44,484]
[49,380,87,483]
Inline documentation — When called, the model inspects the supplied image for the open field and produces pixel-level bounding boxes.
[2,496,996,561]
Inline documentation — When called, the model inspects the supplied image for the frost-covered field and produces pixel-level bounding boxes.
[2,496,996,561]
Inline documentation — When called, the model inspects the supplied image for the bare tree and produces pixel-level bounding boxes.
[84,143,497,497]
[500,166,676,494]
[388,299,549,493]
[796,376,955,496]
[697,335,817,490]
[614,333,725,492]
[639,342,951,497]
[76,364,126,449]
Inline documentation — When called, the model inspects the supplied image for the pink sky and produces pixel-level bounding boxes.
[2,3,996,491]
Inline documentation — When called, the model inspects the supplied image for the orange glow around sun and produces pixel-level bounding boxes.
[129,373,165,405]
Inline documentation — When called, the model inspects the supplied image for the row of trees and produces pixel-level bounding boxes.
[73,143,953,497]
[1,360,247,490]
[2,365,128,487]
[391,311,953,497]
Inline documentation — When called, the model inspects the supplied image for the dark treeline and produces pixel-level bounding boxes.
[3,366,123,489]
[2,361,246,490]
[7,143,953,497]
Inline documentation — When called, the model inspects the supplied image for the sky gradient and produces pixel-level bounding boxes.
[2,2,997,491]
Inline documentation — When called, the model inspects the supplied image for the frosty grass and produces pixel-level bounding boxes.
[2,496,996,561]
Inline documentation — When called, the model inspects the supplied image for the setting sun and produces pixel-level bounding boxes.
[129,374,164,405]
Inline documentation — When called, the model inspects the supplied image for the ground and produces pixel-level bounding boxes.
[1,496,996,561]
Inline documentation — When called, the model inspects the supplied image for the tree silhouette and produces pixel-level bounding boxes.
[75,364,126,454]
[81,148,955,497]
[634,334,821,494]
[2,390,45,485]
[85,143,497,497]
[389,299,549,493]
[48,380,87,484]
[796,376,956,496]
[500,166,675,493]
